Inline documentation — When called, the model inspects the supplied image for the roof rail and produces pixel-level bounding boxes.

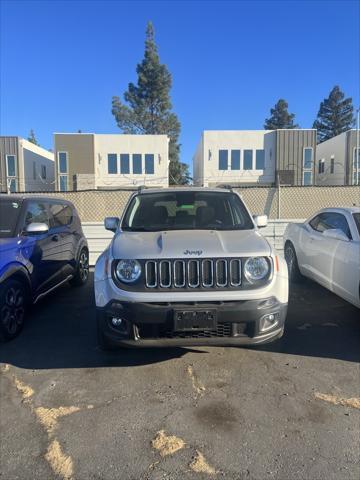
[217,184,234,191]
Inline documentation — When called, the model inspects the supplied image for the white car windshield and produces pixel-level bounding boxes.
[122,191,254,232]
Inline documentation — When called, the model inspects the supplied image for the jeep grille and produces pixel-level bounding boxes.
[145,258,242,289]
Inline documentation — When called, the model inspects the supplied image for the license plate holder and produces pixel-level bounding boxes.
[173,310,217,331]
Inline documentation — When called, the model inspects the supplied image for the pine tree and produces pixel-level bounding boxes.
[313,86,355,143]
[112,22,190,185]
[264,99,299,129]
[28,129,39,145]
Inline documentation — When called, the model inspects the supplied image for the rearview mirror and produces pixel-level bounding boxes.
[26,222,49,235]
[253,215,268,228]
[104,217,119,233]
[323,228,350,242]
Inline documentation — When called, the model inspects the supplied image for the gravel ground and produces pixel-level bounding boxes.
[0,274,359,480]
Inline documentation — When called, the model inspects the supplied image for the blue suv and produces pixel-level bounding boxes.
[0,195,89,341]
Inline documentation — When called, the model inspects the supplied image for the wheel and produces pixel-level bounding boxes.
[284,242,304,283]
[70,248,89,286]
[0,279,28,341]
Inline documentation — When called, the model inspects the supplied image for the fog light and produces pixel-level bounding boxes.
[111,317,123,327]
[260,312,279,332]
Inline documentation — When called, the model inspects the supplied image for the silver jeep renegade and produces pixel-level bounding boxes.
[95,187,288,349]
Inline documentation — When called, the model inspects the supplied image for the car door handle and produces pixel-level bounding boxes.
[52,234,59,242]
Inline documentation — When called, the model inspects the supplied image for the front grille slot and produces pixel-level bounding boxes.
[145,258,244,290]
[188,260,200,288]
[159,261,171,287]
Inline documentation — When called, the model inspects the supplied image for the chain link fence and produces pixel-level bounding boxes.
[22,185,360,222]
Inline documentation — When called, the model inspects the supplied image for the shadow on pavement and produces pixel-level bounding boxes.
[0,274,359,370]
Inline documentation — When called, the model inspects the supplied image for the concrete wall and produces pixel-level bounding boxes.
[94,134,169,188]
[193,130,276,187]
[21,139,55,192]
[316,132,347,185]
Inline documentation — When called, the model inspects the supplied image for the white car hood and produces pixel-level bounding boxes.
[111,229,271,259]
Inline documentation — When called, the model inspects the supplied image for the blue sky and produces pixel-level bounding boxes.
[1,0,359,171]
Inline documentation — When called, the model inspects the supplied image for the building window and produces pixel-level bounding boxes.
[108,154,117,174]
[330,157,335,174]
[120,154,130,174]
[133,154,142,174]
[145,154,154,174]
[303,171,313,186]
[256,150,265,170]
[59,175,68,192]
[6,155,17,193]
[41,165,47,179]
[318,159,325,174]
[302,147,313,185]
[219,150,228,170]
[58,152,68,191]
[33,162,37,180]
[231,150,240,170]
[303,147,313,169]
[58,152,68,174]
[243,150,253,170]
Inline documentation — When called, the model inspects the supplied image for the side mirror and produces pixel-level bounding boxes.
[104,217,119,233]
[26,222,49,235]
[323,228,350,242]
[253,215,268,228]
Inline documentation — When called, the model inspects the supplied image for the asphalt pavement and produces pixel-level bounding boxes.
[0,274,359,480]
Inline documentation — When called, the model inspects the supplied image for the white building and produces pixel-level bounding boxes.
[316,129,360,185]
[193,129,317,187]
[54,133,169,191]
[0,136,55,193]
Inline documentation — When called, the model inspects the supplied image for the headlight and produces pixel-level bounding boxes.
[115,259,141,283]
[244,257,270,283]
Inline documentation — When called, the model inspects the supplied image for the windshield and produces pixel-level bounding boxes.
[122,191,254,232]
[0,199,22,238]
[353,213,360,235]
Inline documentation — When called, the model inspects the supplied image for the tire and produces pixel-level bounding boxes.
[0,279,28,342]
[284,242,304,283]
[70,248,89,287]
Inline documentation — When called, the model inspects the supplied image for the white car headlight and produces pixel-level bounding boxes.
[115,260,141,283]
[244,257,270,283]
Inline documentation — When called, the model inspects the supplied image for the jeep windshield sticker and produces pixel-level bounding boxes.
[184,249,203,256]
[12,202,20,208]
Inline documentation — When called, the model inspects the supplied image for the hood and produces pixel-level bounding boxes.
[112,229,271,259]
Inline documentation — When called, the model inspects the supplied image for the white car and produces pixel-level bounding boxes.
[95,187,288,349]
[284,207,360,308]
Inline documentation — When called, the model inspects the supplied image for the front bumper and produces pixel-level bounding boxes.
[97,297,287,348]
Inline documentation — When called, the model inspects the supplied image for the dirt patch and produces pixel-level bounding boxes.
[151,430,185,457]
[45,440,73,480]
[315,392,360,409]
[13,376,34,400]
[35,406,81,434]
[189,450,216,475]
[187,365,206,396]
